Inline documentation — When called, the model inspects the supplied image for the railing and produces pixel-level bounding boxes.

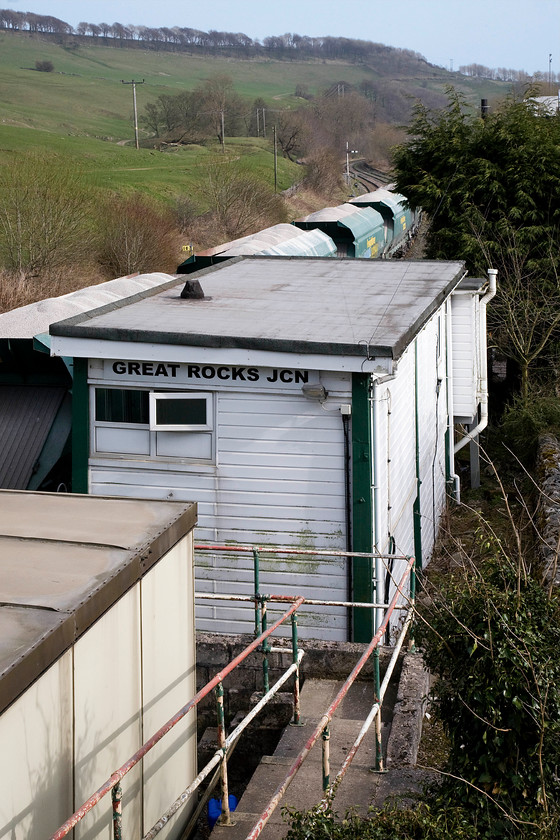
[49,546,415,840]
[245,555,415,840]
[49,597,304,840]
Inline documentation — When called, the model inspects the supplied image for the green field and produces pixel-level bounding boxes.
[0,30,509,205]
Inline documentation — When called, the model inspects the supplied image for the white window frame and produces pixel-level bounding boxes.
[149,391,213,432]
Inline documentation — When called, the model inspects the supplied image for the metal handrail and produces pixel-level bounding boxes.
[49,597,305,840]
[244,555,415,840]
[49,544,416,840]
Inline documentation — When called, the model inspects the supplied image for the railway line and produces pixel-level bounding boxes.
[350,160,393,191]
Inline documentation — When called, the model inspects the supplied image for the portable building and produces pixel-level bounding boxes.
[46,256,489,643]
[0,490,197,840]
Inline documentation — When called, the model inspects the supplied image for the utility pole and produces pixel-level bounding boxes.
[221,109,225,152]
[256,108,260,137]
[262,108,266,138]
[121,79,144,149]
[273,125,277,193]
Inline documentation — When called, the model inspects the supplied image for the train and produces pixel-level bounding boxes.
[177,186,419,273]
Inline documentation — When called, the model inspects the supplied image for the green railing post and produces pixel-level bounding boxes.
[111,782,122,840]
[373,646,384,771]
[253,548,260,637]
[409,556,417,652]
[215,682,234,825]
[322,725,331,792]
[291,612,301,725]
[261,599,270,695]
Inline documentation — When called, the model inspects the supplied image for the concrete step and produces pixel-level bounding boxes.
[210,678,394,840]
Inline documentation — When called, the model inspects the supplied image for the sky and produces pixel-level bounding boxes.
[9,0,560,75]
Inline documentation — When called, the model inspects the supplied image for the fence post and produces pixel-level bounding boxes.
[261,598,270,694]
[291,612,301,725]
[216,682,234,825]
[373,646,384,771]
[253,548,261,637]
[112,782,122,840]
[409,555,417,651]
[322,725,330,792]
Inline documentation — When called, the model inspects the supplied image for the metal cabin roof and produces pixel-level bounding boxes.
[0,385,66,489]
[0,272,178,340]
[49,257,466,364]
[0,490,196,715]
[296,203,384,239]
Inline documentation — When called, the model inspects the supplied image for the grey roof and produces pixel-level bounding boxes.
[0,386,65,489]
[50,257,466,361]
[0,272,178,339]
[0,490,196,714]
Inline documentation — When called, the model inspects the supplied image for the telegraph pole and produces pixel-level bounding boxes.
[121,79,144,149]
[273,125,278,193]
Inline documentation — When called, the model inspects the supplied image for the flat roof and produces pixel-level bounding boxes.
[0,490,196,715]
[49,257,466,361]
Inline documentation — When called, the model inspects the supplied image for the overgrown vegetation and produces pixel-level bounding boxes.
[285,453,560,839]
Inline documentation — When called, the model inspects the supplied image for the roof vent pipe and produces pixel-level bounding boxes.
[180,278,205,299]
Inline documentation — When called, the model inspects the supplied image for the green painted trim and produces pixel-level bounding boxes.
[444,304,454,490]
[351,372,373,642]
[71,357,89,494]
[413,341,423,574]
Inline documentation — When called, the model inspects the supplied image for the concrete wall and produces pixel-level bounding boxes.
[0,537,196,840]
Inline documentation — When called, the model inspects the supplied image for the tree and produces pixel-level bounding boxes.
[35,60,54,72]
[96,195,181,277]
[275,111,307,161]
[392,88,560,277]
[198,158,287,240]
[392,89,560,401]
[0,153,95,278]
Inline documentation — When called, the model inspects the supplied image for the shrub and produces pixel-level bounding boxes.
[96,194,181,278]
[415,549,560,836]
[35,60,54,72]
[0,153,96,277]
[500,391,560,463]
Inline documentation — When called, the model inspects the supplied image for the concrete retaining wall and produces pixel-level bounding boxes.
[537,433,560,587]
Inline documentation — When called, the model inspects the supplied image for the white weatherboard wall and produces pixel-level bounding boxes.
[451,291,480,422]
[375,307,450,640]
[0,539,196,840]
[89,363,351,639]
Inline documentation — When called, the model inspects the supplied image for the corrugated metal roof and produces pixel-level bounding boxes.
[0,490,197,714]
[50,257,467,363]
[0,272,179,339]
[0,386,66,489]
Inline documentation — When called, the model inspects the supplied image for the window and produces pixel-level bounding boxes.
[92,387,215,463]
[149,392,213,431]
[95,388,149,423]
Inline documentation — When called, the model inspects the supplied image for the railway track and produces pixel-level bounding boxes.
[349,160,393,192]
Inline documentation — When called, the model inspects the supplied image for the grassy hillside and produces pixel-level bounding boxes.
[0,124,301,205]
[0,31,509,141]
